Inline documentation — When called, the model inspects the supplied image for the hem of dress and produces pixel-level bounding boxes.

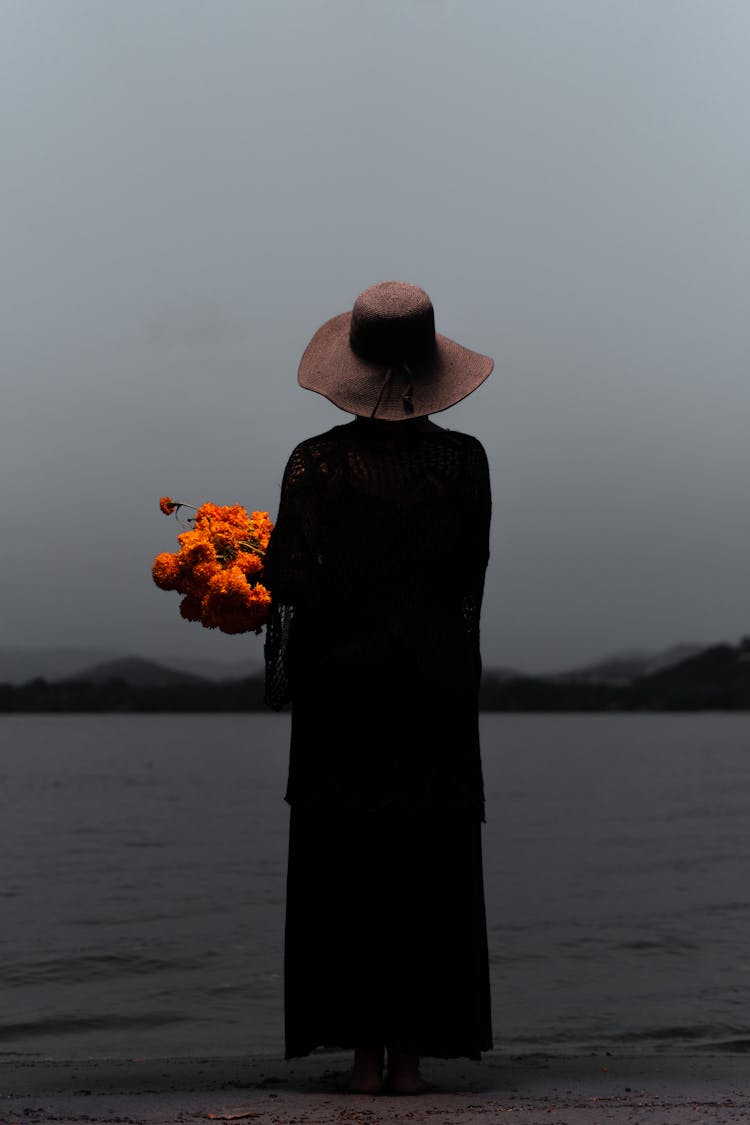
[284,1039,493,1062]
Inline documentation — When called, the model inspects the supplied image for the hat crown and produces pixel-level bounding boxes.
[298,279,493,420]
[349,281,436,366]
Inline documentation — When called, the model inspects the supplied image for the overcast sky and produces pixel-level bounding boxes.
[2,0,749,673]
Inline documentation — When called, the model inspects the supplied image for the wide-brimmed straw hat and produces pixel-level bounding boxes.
[298,281,494,420]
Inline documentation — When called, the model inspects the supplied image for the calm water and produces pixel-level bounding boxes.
[2,712,750,1059]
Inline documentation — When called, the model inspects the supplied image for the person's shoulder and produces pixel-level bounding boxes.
[292,423,352,453]
[436,425,484,444]
[435,427,488,458]
[281,425,353,482]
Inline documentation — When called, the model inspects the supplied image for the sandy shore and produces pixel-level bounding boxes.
[1,1051,749,1124]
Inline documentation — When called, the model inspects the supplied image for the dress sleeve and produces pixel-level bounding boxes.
[460,439,492,680]
[263,445,317,711]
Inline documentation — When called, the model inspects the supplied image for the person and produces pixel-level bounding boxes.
[263,281,493,1095]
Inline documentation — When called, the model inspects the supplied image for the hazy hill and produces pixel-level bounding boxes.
[627,642,750,709]
[3,639,750,712]
[2,641,742,714]
[0,646,260,686]
[552,643,708,684]
[0,646,120,685]
[62,656,209,688]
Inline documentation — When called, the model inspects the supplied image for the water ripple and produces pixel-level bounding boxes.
[1,952,203,986]
[0,1012,187,1042]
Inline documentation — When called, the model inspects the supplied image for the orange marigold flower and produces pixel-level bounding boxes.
[181,559,221,599]
[200,567,270,633]
[193,502,234,532]
[249,511,274,545]
[206,564,251,597]
[250,580,270,606]
[179,594,203,622]
[152,552,183,591]
[222,504,253,530]
[235,551,263,578]
[155,496,273,634]
[179,534,217,567]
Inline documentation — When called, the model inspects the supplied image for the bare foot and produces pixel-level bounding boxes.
[349,1046,384,1094]
[385,1049,427,1095]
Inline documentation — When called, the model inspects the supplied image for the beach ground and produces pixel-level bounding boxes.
[1,1051,749,1124]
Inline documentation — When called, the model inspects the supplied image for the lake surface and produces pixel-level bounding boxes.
[2,712,750,1059]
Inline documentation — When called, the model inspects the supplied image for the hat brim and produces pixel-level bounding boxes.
[298,311,493,420]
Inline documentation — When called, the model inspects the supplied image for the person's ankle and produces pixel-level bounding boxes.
[385,1048,422,1093]
[350,1046,384,1094]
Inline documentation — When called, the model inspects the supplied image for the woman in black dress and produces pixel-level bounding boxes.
[264,281,493,1094]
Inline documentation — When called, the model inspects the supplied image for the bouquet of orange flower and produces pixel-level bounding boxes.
[153,497,273,634]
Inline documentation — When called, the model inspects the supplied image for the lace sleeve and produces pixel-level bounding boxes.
[264,602,295,711]
[461,439,492,681]
[263,446,316,711]
[466,438,491,598]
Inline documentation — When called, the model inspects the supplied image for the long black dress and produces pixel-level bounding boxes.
[264,415,492,1060]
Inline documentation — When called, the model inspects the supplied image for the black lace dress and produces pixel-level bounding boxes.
[264,416,493,1060]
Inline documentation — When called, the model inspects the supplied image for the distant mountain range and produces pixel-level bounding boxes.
[0,641,712,690]
[479,640,750,711]
[533,643,708,684]
[0,647,261,687]
[4,640,750,712]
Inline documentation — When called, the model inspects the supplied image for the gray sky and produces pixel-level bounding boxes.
[2,0,749,673]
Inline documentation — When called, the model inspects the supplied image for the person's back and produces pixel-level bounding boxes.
[265,415,490,815]
[264,282,494,1091]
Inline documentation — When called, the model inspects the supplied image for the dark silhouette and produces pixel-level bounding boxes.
[263,282,494,1094]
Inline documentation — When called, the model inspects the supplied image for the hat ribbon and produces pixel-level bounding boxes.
[370,364,415,418]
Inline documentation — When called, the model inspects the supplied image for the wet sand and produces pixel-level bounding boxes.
[2,1051,749,1124]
